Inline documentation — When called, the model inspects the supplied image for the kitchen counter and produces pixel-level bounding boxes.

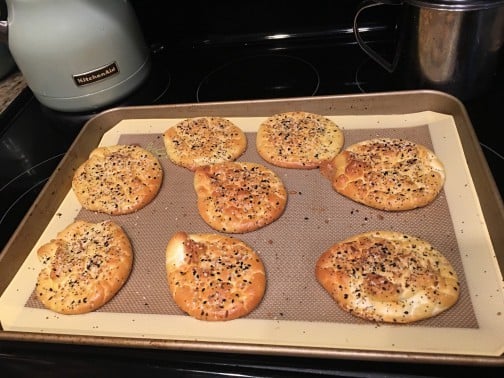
[0,70,26,114]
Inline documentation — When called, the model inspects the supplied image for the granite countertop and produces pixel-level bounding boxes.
[0,70,27,114]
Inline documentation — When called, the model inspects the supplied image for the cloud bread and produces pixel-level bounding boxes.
[320,138,445,211]
[194,161,288,233]
[72,144,163,215]
[165,232,266,321]
[163,116,247,171]
[315,230,460,323]
[256,111,344,169]
[36,220,133,315]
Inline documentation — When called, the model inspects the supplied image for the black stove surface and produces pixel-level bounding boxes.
[1,28,503,377]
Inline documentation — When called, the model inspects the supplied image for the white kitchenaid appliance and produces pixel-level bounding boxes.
[0,0,151,112]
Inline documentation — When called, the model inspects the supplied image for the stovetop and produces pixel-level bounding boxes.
[1,27,503,377]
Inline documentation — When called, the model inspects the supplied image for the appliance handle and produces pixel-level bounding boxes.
[353,0,403,73]
[0,21,7,44]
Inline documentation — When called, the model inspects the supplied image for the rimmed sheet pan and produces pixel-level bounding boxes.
[1,91,503,366]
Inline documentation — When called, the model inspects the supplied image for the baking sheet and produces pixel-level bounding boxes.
[1,93,503,364]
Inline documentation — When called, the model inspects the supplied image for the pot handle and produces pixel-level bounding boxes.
[353,0,403,73]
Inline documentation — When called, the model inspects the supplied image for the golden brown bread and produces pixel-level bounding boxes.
[165,232,266,321]
[256,111,344,169]
[36,220,133,315]
[320,138,445,211]
[315,230,460,323]
[72,144,163,215]
[163,116,247,171]
[194,161,288,233]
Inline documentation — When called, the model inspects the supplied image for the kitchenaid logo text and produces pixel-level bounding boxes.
[73,62,119,86]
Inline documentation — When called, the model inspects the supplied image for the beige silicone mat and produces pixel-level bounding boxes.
[23,128,478,328]
[1,109,503,360]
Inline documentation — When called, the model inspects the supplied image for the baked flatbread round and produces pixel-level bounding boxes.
[165,232,266,321]
[256,111,344,169]
[315,230,460,323]
[194,161,288,233]
[36,220,133,315]
[320,138,445,211]
[163,116,247,171]
[72,144,163,215]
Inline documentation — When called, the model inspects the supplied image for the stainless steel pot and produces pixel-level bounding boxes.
[354,0,504,100]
